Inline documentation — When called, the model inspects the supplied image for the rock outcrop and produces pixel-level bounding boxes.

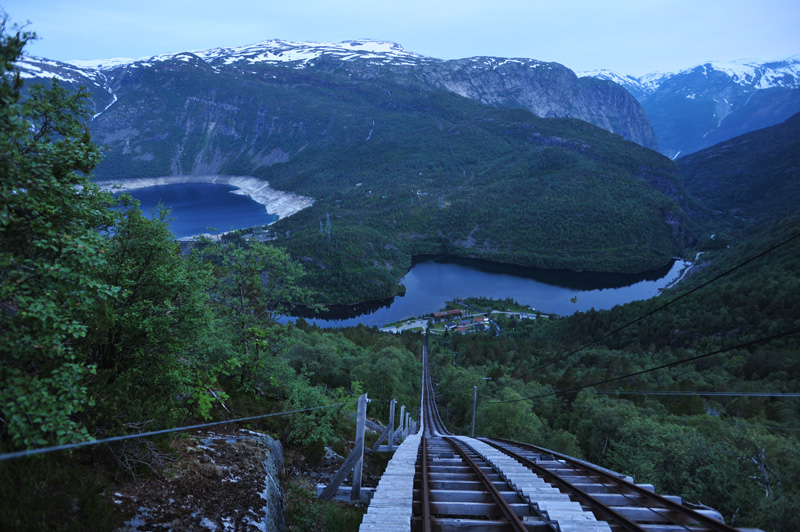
[113,429,286,532]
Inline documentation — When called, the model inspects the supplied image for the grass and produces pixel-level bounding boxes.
[285,476,366,532]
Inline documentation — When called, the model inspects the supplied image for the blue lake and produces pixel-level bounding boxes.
[294,255,690,327]
[121,183,277,238]
[119,183,690,327]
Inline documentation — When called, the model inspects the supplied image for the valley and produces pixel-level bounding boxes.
[3,22,799,532]
[19,40,698,304]
[290,255,688,327]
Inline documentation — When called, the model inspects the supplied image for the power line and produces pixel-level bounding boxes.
[569,402,800,433]
[532,230,800,372]
[0,401,356,462]
[586,390,800,398]
[487,327,800,405]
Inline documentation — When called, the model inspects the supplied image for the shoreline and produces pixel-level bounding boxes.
[290,254,689,328]
[95,175,314,220]
[661,252,702,291]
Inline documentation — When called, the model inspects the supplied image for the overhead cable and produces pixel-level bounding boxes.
[532,230,800,372]
[0,401,356,462]
[487,327,800,404]
[587,390,800,398]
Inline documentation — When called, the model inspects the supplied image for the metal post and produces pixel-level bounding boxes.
[351,393,368,501]
[387,399,396,451]
[321,393,369,501]
[470,385,477,438]
[397,405,406,442]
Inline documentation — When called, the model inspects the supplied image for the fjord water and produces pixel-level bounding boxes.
[124,184,688,327]
[123,183,277,238]
[295,255,690,327]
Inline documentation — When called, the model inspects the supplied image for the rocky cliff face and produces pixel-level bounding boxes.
[302,50,658,149]
[16,39,659,167]
[420,58,657,149]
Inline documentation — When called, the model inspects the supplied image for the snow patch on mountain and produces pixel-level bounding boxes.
[63,39,428,72]
[17,55,98,84]
[577,68,672,97]
[581,56,800,95]
[697,57,800,89]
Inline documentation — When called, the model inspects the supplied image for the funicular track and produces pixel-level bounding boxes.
[479,438,748,532]
[416,338,549,532]
[414,337,758,532]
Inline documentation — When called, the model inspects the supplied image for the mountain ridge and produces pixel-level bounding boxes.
[15,39,658,150]
[580,55,800,158]
[580,55,800,95]
[13,39,705,303]
[63,39,427,70]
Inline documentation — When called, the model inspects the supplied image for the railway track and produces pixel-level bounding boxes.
[413,337,759,532]
[416,337,547,531]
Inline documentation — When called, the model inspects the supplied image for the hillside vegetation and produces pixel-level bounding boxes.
[429,214,800,531]
[4,19,800,532]
[77,50,697,305]
[678,112,800,232]
[0,27,417,529]
[422,118,800,531]
[223,84,695,304]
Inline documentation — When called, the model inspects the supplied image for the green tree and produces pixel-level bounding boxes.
[476,387,545,441]
[198,241,313,388]
[0,22,118,448]
[84,204,213,429]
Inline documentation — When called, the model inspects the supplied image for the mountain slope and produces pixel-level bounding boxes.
[14,40,692,304]
[677,112,800,230]
[17,39,658,150]
[582,56,800,158]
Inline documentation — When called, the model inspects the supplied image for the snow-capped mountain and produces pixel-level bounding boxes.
[66,39,428,71]
[14,39,657,150]
[577,69,669,100]
[580,56,800,158]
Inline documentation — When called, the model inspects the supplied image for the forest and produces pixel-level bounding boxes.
[427,214,800,531]
[2,19,799,532]
[0,25,418,530]
[253,91,695,304]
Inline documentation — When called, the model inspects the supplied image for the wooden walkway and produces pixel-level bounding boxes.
[358,429,422,531]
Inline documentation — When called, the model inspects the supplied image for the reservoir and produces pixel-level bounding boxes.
[122,183,277,238]
[119,183,689,327]
[294,255,690,327]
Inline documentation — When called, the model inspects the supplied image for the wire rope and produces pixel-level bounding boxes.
[532,230,800,372]
[0,401,356,462]
[487,327,800,404]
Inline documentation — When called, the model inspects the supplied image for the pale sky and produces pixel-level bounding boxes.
[3,0,799,76]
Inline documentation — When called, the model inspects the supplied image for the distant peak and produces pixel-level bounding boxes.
[581,55,800,93]
[61,39,428,71]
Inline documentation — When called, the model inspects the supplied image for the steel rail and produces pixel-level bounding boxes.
[421,337,533,531]
[483,438,647,532]
[444,436,530,532]
[490,437,742,532]
[422,336,450,436]
[421,436,432,532]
